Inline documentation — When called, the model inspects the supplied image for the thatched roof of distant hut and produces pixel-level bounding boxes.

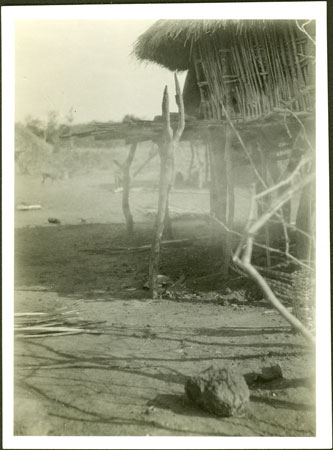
[134,20,315,121]
[15,123,52,154]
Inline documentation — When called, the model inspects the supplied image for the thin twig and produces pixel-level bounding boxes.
[220,101,267,188]
[274,107,314,151]
[255,156,311,200]
[296,20,316,46]
[248,174,314,235]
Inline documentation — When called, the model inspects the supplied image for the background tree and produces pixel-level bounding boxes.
[24,115,46,140]
[45,110,59,145]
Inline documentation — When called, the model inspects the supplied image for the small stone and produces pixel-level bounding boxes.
[185,365,250,417]
[144,406,155,415]
[261,364,283,381]
[48,217,61,224]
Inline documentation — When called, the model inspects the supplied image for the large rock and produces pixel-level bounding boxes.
[185,365,250,417]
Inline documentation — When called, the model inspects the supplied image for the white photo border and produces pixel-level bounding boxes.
[2,2,330,449]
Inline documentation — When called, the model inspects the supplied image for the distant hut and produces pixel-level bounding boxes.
[134,19,315,265]
[15,123,53,175]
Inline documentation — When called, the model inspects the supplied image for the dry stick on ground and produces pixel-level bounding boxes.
[122,142,137,235]
[149,73,185,299]
[233,177,316,345]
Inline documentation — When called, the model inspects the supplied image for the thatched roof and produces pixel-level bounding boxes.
[134,19,314,71]
[134,19,315,120]
[15,123,52,154]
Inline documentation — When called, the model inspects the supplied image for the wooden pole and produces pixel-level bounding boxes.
[194,144,205,189]
[208,142,217,215]
[295,181,315,262]
[149,74,185,299]
[122,142,137,235]
[221,124,234,276]
[188,142,195,184]
[220,48,236,277]
[204,143,210,187]
[163,171,174,240]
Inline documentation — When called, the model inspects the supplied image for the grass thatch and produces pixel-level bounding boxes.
[134,20,315,120]
[15,123,55,174]
[15,123,52,155]
[134,20,314,69]
[133,20,227,70]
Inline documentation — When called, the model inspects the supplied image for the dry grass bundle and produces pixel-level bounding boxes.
[15,305,106,338]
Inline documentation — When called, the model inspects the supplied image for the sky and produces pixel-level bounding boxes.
[15,20,187,124]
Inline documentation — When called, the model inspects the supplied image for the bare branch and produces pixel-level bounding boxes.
[113,159,124,171]
[248,174,314,236]
[296,20,316,46]
[211,215,313,271]
[133,148,158,178]
[255,156,312,200]
[274,107,314,151]
[219,101,267,189]
[234,253,315,344]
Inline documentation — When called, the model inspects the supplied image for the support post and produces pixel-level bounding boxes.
[221,124,234,276]
[204,143,210,188]
[295,181,315,262]
[122,142,137,235]
[149,74,185,298]
[188,143,195,183]
[194,144,205,189]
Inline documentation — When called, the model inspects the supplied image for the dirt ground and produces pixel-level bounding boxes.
[14,172,315,437]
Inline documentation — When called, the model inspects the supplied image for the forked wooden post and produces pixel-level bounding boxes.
[149,73,185,298]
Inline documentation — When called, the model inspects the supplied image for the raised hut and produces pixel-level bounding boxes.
[134,19,315,121]
[134,19,316,267]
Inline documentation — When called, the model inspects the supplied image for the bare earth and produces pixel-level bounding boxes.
[14,172,315,437]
